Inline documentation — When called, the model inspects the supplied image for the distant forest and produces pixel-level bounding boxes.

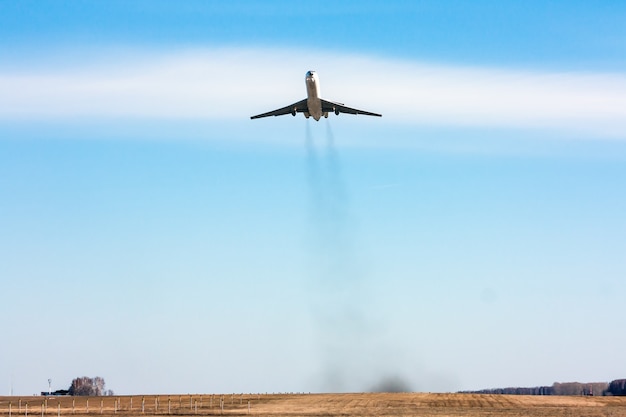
[461,379,626,396]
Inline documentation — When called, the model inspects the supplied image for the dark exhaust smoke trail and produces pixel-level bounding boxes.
[305,120,355,391]
[304,121,414,393]
[303,122,369,392]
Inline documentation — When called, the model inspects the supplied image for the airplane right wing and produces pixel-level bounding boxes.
[250,99,309,119]
[321,99,382,117]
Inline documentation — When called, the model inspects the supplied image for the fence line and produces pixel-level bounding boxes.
[0,393,295,416]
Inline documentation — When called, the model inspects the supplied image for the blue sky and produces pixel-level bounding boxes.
[1,1,626,395]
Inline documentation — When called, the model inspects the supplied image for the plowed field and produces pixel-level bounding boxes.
[2,393,626,417]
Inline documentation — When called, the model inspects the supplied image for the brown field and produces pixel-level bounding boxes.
[2,393,626,417]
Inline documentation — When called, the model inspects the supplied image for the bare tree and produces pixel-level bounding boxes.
[68,377,107,396]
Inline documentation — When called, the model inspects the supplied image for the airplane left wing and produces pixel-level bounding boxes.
[250,99,308,119]
[321,99,382,117]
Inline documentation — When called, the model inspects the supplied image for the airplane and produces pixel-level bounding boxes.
[251,71,382,121]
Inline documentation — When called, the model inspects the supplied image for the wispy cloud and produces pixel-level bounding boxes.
[1,47,626,138]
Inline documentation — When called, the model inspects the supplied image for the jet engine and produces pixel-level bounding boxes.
[323,112,329,118]
[334,107,340,115]
[291,109,296,116]
[304,112,310,119]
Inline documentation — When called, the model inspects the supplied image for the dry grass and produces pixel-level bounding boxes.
[2,393,626,417]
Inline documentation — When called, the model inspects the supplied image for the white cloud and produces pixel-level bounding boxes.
[1,47,626,138]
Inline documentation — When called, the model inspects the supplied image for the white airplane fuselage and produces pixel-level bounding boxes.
[305,71,325,121]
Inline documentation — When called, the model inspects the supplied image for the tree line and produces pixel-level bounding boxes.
[461,379,626,396]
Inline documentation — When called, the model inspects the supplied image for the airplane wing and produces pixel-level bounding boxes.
[250,99,308,119]
[321,99,382,117]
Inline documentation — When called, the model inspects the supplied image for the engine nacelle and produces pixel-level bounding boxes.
[323,112,329,118]
[334,107,340,115]
[304,112,310,119]
[291,109,296,116]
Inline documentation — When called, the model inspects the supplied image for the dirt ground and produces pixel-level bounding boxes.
[2,393,626,417]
